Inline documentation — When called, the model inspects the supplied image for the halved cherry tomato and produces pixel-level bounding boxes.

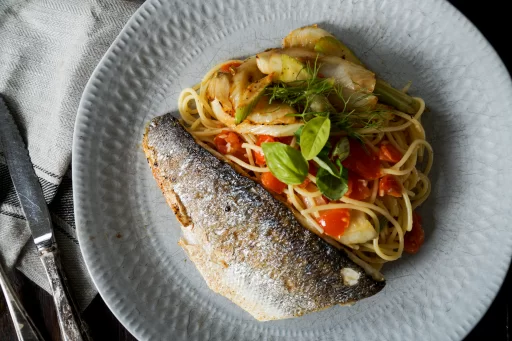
[404,212,425,254]
[298,177,311,188]
[308,161,318,176]
[256,135,276,146]
[219,61,242,73]
[379,141,403,163]
[261,172,286,194]
[316,209,351,238]
[342,139,381,180]
[378,175,402,197]
[346,172,372,201]
[253,135,277,166]
[278,136,294,145]
[253,152,266,166]
[214,131,243,155]
[254,151,266,165]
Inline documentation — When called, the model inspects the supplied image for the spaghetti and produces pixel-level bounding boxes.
[176,27,433,269]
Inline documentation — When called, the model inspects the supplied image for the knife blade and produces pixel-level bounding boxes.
[0,95,91,341]
[0,101,54,250]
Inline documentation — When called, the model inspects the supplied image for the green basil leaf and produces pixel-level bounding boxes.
[294,126,304,145]
[313,156,340,178]
[335,159,349,179]
[301,111,330,124]
[316,166,349,201]
[261,142,308,185]
[340,164,348,180]
[300,116,331,160]
[332,137,350,162]
[317,140,332,159]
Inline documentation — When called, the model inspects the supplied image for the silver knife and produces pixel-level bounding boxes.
[0,95,91,341]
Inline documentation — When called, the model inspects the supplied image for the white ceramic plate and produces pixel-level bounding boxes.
[73,0,512,340]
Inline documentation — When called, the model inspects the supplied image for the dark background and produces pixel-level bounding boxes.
[0,0,511,340]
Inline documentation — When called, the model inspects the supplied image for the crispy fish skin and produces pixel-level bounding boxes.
[143,114,385,321]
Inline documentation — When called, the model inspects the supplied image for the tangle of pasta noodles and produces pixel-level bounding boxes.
[178,53,432,270]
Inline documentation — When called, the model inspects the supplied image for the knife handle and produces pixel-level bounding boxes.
[40,246,92,341]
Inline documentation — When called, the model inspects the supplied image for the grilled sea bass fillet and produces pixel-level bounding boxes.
[142,114,385,321]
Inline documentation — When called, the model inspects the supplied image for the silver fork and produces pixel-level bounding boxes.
[0,262,45,341]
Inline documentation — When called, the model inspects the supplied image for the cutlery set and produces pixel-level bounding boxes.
[0,95,90,341]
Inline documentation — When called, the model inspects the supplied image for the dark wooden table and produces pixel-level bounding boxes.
[1,1,510,340]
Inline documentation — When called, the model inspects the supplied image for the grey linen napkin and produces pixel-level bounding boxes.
[0,0,142,310]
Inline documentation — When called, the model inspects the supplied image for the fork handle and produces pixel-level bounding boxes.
[40,246,92,341]
[0,262,44,341]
